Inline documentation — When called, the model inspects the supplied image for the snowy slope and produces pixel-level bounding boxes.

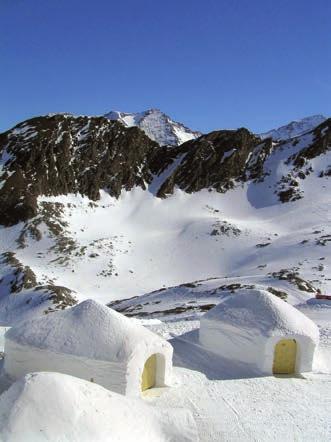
[151,359,331,441]
[260,114,326,140]
[0,250,76,325]
[105,109,201,146]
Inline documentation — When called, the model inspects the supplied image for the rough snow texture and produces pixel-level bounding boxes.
[105,109,201,146]
[4,300,173,396]
[199,289,319,374]
[0,372,198,442]
[259,114,326,140]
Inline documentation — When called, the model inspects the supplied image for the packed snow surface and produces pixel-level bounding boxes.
[0,372,197,442]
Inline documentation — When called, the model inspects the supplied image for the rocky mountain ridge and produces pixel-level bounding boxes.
[0,113,330,227]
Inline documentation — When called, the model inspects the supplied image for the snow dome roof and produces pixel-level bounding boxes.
[0,372,197,442]
[5,300,170,362]
[201,290,319,342]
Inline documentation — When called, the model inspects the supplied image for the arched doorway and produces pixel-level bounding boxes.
[273,339,297,374]
[141,354,157,391]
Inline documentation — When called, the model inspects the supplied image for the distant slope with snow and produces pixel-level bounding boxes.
[259,115,327,140]
[105,109,201,146]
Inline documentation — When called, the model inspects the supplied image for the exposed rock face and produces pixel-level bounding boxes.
[152,119,331,201]
[154,128,267,196]
[292,119,331,167]
[275,119,331,202]
[0,114,158,225]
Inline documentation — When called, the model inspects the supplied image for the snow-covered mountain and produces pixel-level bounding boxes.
[0,113,330,322]
[105,110,327,145]
[259,114,327,140]
[105,108,201,146]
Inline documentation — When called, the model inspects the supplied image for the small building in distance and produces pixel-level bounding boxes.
[199,289,319,375]
[4,299,173,396]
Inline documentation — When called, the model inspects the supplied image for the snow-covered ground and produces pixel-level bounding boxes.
[0,295,330,441]
[153,369,331,441]
[2,300,330,441]
[0,372,198,442]
[143,299,331,442]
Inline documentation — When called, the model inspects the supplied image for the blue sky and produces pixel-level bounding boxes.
[1,0,330,133]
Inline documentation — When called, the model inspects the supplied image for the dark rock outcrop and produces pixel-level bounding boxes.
[292,118,331,168]
[0,114,158,225]
[155,128,264,196]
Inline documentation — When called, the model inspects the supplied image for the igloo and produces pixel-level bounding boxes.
[3,300,173,396]
[199,290,319,374]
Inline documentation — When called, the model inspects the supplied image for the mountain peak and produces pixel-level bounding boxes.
[104,108,201,146]
[259,114,327,141]
[145,108,162,113]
